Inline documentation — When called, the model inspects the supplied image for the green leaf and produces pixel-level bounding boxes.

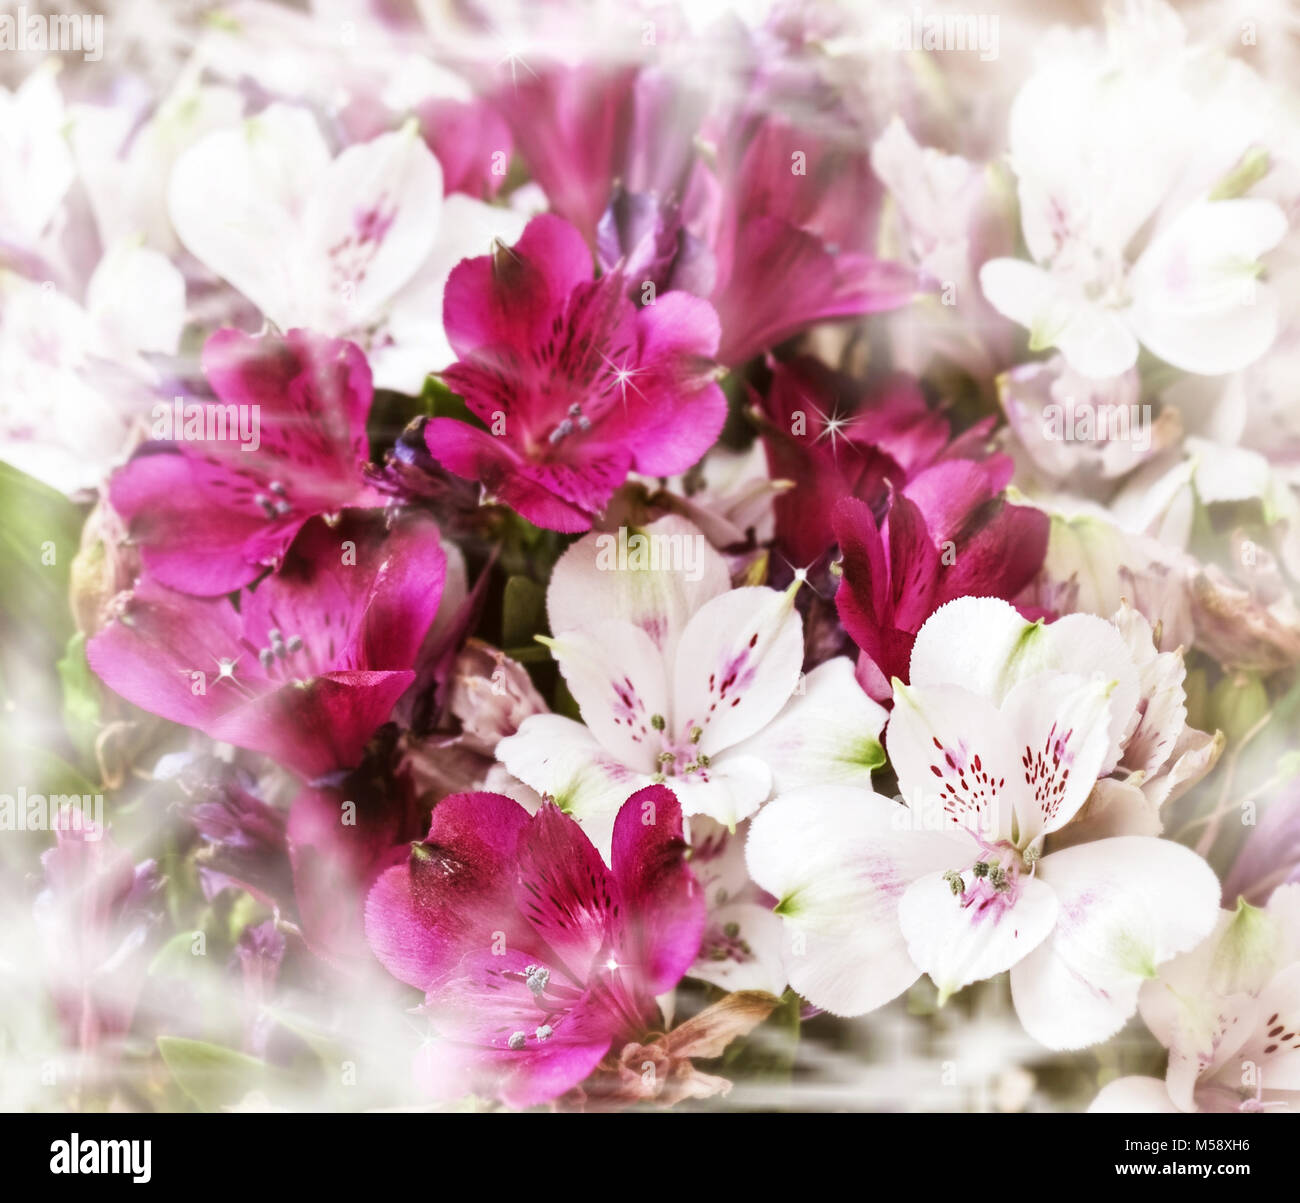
[265,1008,345,1067]
[57,631,101,765]
[502,575,545,648]
[0,726,97,796]
[0,461,81,648]
[157,1037,291,1112]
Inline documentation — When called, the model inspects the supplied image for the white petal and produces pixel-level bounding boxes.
[667,751,771,830]
[724,658,886,795]
[672,585,804,757]
[1002,672,1118,845]
[888,681,1018,843]
[1055,779,1163,850]
[1088,1076,1179,1113]
[545,619,668,774]
[746,787,955,1016]
[372,193,528,392]
[1128,199,1288,376]
[495,714,650,859]
[547,516,730,661]
[298,122,444,330]
[0,65,74,244]
[899,870,1059,1002]
[908,597,1037,697]
[168,104,330,329]
[979,258,1061,332]
[909,596,1140,772]
[1238,963,1300,1090]
[690,900,788,996]
[86,239,186,356]
[1055,304,1140,379]
[1010,837,1221,1049]
[1137,908,1259,1111]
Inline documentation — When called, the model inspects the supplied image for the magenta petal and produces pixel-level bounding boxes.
[417,96,513,199]
[213,670,415,780]
[513,804,618,985]
[833,497,919,691]
[111,327,377,596]
[937,498,1050,605]
[200,328,373,483]
[86,578,250,731]
[242,512,446,673]
[901,460,1003,547]
[442,214,594,360]
[425,418,600,532]
[882,492,941,633]
[363,792,536,989]
[288,780,424,970]
[418,947,615,1108]
[714,217,918,365]
[605,291,726,478]
[109,453,300,595]
[490,64,638,242]
[833,497,892,653]
[610,785,703,996]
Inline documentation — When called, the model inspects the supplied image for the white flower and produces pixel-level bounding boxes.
[0,240,185,494]
[1092,886,1300,1112]
[979,34,1288,379]
[166,103,526,393]
[746,596,1221,1048]
[496,515,886,857]
[0,65,74,255]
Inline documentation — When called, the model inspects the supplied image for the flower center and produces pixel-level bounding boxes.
[647,714,710,782]
[943,838,1035,917]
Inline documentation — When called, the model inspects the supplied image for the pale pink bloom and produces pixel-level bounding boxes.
[747,597,1220,1047]
[1092,887,1300,1112]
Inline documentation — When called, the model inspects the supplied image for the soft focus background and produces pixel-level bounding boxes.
[1,0,1298,1112]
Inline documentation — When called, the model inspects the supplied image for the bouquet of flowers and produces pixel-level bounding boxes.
[1,0,1298,1119]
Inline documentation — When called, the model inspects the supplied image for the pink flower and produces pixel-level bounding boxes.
[35,808,161,1053]
[110,328,382,596]
[287,755,427,971]
[425,214,726,533]
[489,64,700,245]
[756,356,968,566]
[87,512,446,780]
[705,112,921,365]
[833,464,1050,703]
[364,785,705,1108]
[415,96,513,201]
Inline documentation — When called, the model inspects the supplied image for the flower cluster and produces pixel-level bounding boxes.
[2,0,1298,1117]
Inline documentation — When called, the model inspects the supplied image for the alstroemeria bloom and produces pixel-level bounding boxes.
[0,65,74,258]
[363,786,704,1108]
[110,327,382,596]
[425,215,727,533]
[1091,888,1300,1113]
[0,243,185,495]
[496,515,886,854]
[704,107,922,366]
[167,103,526,393]
[747,597,1221,1048]
[34,807,161,1053]
[87,512,446,780]
[756,356,975,567]
[832,466,1050,703]
[979,48,1287,378]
